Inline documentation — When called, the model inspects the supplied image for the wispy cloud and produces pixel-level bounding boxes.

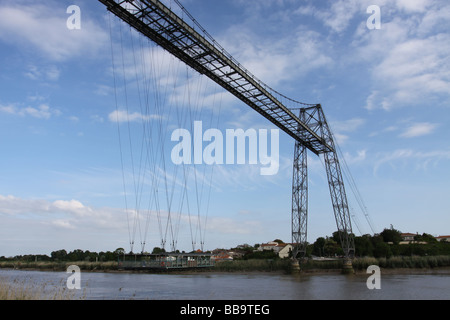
[399,122,438,138]
[0,103,61,119]
[296,0,363,34]
[24,65,60,81]
[374,148,450,175]
[330,118,366,144]
[356,1,450,110]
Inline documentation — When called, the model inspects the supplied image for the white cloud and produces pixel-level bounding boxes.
[108,110,162,123]
[356,2,450,110]
[219,22,332,87]
[0,195,124,230]
[0,103,61,119]
[50,219,76,230]
[399,122,438,138]
[395,0,432,13]
[0,2,108,61]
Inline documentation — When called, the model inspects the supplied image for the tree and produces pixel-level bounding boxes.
[380,227,402,244]
[415,233,437,243]
[67,249,85,261]
[324,238,343,257]
[312,237,326,256]
[354,234,374,257]
[373,241,392,258]
[51,249,68,261]
[151,247,166,254]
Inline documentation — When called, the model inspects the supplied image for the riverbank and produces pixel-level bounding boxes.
[1,255,450,274]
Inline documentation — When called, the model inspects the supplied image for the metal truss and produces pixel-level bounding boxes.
[292,105,355,259]
[99,0,332,155]
[291,110,308,259]
[99,0,355,260]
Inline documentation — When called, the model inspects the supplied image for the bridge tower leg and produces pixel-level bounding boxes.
[319,109,355,273]
[291,139,308,262]
[291,109,308,272]
[291,105,355,273]
[317,107,355,263]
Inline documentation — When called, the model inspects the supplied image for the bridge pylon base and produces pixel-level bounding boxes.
[341,258,355,274]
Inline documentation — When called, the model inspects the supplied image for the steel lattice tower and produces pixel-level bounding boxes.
[99,0,355,265]
[291,106,355,261]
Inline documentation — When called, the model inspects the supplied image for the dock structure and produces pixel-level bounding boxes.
[119,252,215,271]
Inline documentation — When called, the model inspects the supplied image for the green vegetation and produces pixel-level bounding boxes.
[351,255,450,270]
[214,259,292,272]
[0,248,125,272]
[0,248,124,263]
[308,228,450,259]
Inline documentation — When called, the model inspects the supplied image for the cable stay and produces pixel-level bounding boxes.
[109,10,218,254]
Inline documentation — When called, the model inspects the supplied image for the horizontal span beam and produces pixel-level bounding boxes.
[99,0,333,155]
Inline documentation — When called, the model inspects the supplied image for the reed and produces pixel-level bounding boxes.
[352,255,450,270]
[214,259,292,272]
[0,277,82,300]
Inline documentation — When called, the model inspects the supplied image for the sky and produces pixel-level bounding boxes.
[0,0,449,257]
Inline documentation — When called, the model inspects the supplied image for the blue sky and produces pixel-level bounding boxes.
[0,0,449,256]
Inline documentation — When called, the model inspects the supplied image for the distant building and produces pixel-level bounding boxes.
[258,241,292,258]
[401,233,416,242]
[275,243,293,259]
[436,235,450,242]
[212,250,233,262]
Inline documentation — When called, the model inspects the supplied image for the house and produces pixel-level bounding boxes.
[227,250,245,259]
[436,235,450,242]
[401,233,416,242]
[258,242,278,252]
[275,243,293,259]
[258,241,293,258]
[212,250,233,262]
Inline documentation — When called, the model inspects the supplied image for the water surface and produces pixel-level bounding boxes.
[1,269,449,300]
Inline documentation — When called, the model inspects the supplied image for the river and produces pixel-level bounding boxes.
[1,268,449,300]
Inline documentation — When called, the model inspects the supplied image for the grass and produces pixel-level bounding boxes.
[352,255,450,270]
[0,277,85,300]
[214,259,292,272]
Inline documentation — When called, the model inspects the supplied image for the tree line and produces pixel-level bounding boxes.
[310,228,450,258]
[2,227,449,262]
[0,248,125,262]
